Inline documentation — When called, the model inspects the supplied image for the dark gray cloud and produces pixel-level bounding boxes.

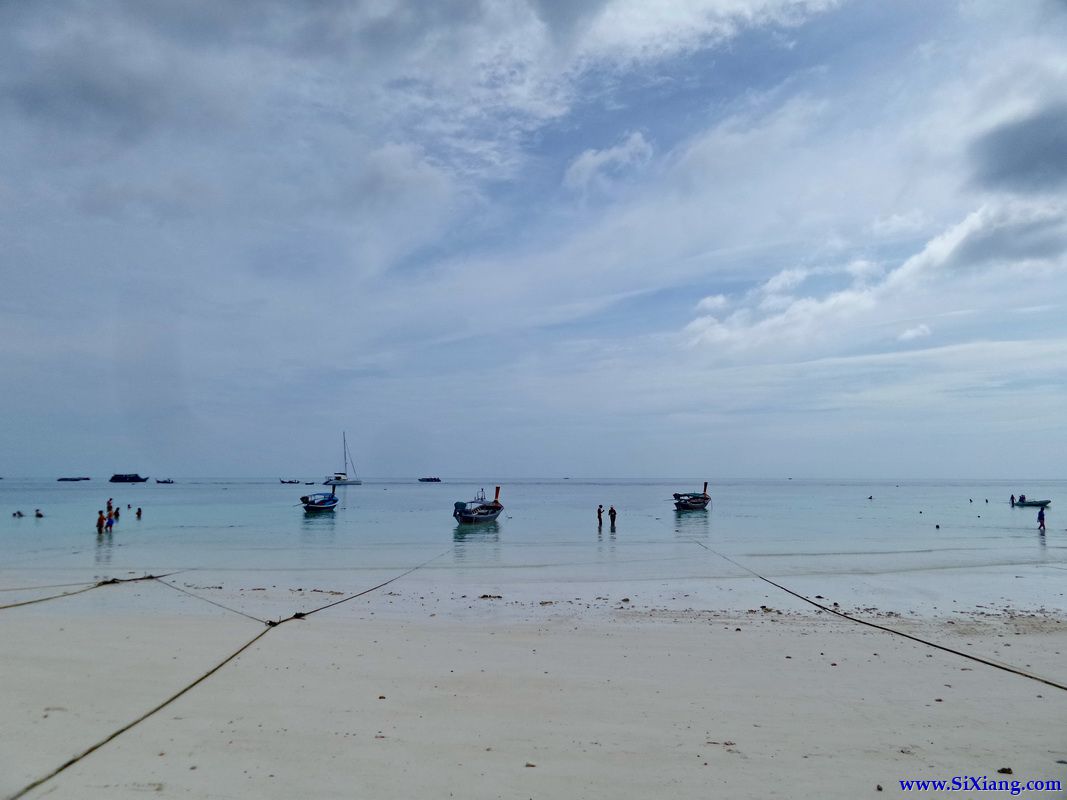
[970,103,1067,193]
[946,208,1067,270]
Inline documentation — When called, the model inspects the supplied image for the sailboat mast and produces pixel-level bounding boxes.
[343,431,348,473]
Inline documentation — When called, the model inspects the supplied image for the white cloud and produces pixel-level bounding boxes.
[696,293,729,312]
[897,323,931,342]
[563,131,653,193]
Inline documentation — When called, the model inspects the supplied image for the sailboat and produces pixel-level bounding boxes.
[323,432,362,486]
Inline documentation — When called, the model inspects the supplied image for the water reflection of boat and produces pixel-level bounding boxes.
[301,488,339,512]
[453,486,503,524]
[674,507,711,537]
[673,481,711,511]
[453,522,501,542]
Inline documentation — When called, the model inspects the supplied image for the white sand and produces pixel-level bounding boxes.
[2,575,1066,799]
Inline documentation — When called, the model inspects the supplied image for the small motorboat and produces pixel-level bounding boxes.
[280,479,301,484]
[419,477,441,483]
[1015,499,1051,508]
[301,489,339,513]
[454,486,503,524]
[57,476,91,482]
[156,478,175,484]
[674,481,712,511]
[109,473,148,483]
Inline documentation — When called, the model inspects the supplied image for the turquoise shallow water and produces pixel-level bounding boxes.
[1,478,1064,614]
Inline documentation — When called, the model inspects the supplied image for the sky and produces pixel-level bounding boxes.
[2,0,1066,479]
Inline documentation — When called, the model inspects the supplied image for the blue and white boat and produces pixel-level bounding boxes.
[301,489,339,513]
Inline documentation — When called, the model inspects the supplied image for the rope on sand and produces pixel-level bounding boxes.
[7,627,272,800]
[270,548,450,624]
[0,573,183,612]
[688,538,1067,693]
[152,578,270,625]
[6,550,449,800]
[0,580,100,593]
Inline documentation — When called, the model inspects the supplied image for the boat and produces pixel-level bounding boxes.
[418,477,441,483]
[280,479,301,484]
[301,489,339,513]
[324,432,362,486]
[156,478,175,484]
[57,476,91,482]
[1014,499,1051,508]
[453,486,503,524]
[673,481,712,511]
[109,473,149,483]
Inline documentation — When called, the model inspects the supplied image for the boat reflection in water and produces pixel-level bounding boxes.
[674,507,711,538]
[452,522,501,565]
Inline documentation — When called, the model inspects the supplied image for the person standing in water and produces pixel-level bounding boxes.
[105,511,114,532]
[96,510,105,533]
[597,505,604,527]
[136,507,142,519]
[1038,506,1046,532]
[608,505,617,526]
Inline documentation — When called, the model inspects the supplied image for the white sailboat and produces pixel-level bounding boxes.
[324,432,362,486]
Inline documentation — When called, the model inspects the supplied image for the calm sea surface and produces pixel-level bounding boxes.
[2,478,1064,614]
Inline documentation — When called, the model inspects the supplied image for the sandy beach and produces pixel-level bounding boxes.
[3,564,1066,800]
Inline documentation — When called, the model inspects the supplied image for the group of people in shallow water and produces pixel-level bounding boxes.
[95,497,141,533]
[596,504,618,530]
[10,509,44,518]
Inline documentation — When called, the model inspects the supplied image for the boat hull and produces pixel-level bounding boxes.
[1015,500,1051,508]
[454,508,502,524]
[324,479,362,486]
[674,499,711,511]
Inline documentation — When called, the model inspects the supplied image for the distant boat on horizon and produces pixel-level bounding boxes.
[156,478,175,484]
[57,476,91,482]
[280,479,301,484]
[418,477,441,483]
[324,432,362,486]
[109,473,148,483]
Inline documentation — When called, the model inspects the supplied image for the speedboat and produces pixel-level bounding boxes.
[301,489,339,513]
[674,481,711,511]
[1015,499,1051,508]
[453,486,503,524]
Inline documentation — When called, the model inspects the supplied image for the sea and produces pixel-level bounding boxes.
[1,478,1064,617]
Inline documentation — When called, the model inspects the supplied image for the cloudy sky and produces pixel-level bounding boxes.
[2,0,1066,478]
